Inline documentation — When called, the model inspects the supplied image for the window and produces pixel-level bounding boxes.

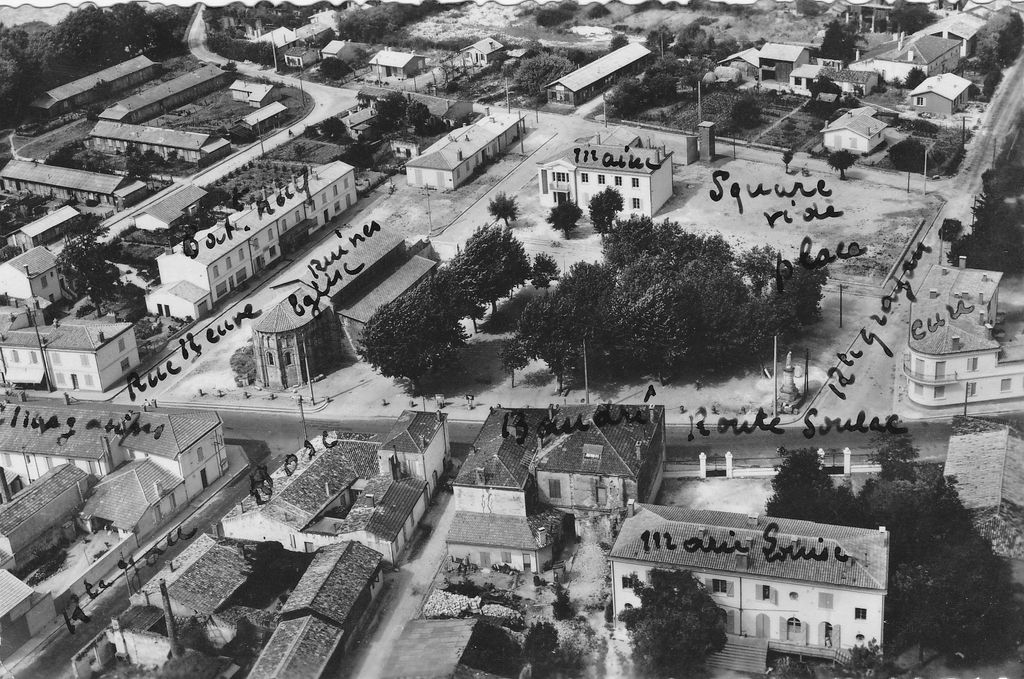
[80,354,89,367]
[1002,378,1012,392]
[215,282,228,297]
[197,447,205,461]
[2,454,11,467]
[480,551,491,567]
[855,608,867,620]
[269,246,277,257]
[967,356,978,371]
[333,185,339,197]
[284,352,293,366]
[614,176,622,186]
[967,382,977,397]
[252,235,259,246]
[501,551,512,563]
[304,542,314,553]
[52,353,61,365]
[290,534,297,549]
[238,248,244,260]
[9,350,17,363]
[934,385,945,399]
[213,265,220,278]
[84,375,93,387]
[553,171,569,182]
[548,479,562,499]
[118,338,126,352]
[631,198,641,209]
[169,493,177,510]
[29,352,37,364]
[818,592,833,609]
[334,202,340,212]
[40,275,47,288]
[226,256,232,268]
[267,352,275,366]
[598,175,606,185]
[712,578,728,593]
[154,503,162,521]
[631,177,640,188]
[914,96,925,106]
[761,585,771,600]
[120,358,131,372]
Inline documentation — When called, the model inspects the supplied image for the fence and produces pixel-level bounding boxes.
[664,448,881,480]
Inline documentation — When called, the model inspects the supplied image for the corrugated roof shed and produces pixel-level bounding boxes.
[1,160,129,196]
[31,56,156,109]
[239,101,288,128]
[99,65,228,121]
[17,205,80,240]
[547,43,651,92]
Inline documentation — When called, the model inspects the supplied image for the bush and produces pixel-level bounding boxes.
[587,3,610,18]
[230,345,257,385]
[553,582,574,620]
[888,137,928,173]
[983,70,1002,100]
[75,304,96,318]
[135,317,163,340]
[730,94,762,128]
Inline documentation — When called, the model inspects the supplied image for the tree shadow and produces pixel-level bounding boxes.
[520,369,555,389]
[418,338,504,402]
[479,286,541,335]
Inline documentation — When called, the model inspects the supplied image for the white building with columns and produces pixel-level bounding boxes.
[609,504,888,667]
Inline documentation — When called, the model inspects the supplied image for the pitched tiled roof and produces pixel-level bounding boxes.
[0,464,91,536]
[247,615,344,679]
[138,534,251,615]
[253,288,317,333]
[456,405,663,488]
[338,255,436,324]
[381,410,445,455]
[293,222,407,303]
[370,50,422,69]
[609,505,889,591]
[463,38,504,55]
[3,246,57,277]
[90,121,218,152]
[31,56,156,109]
[407,113,523,172]
[819,67,876,85]
[1,319,133,352]
[18,206,80,239]
[823,109,888,138]
[546,42,650,92]
[924,11,987,41]
[945,416,1024,511]
[910,73,973,101]
[280,541,381,627]
[0,570,34,618]
[860,34,960,65]
[908,264,1002,355]
[447,510,560,551]
[381,619,478,679]
[99,65,229,122]
[1,160,130,196]
[335,475,425,541]
[142,184,208,225]
[263,446,360,530]
[82,459,183,530]
[0,404,220,462]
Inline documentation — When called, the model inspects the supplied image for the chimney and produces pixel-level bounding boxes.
[634,439,642,458]
[980,311,986,325]
[627,498,636,517]
[929,288,939,299]
[159,580,184,659]
[855,48,861,61]
[878,525,887,534]
[98,331,105,343]
[655,147,662,164]
[941,267,949,276]
[152,482,161,500]
[435,409,442,423]
[982,274,990,282]
[907,50,914,62]
[979,292,985,305]
[485,106,490,115]
[365,493,375,507]
[325,481,330,497]
[746,513,758,527]
[958,255,967,269]
[0,469,11,503]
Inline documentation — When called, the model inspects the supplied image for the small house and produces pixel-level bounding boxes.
[7,205,80,251]
[461,38,505,67]
[822,107,889,154]
[909,73,973,117]
[134,184,208,232]
[369,49,426,80]
[717,47,760,78]
[284,45,321,70]
[757,43,811,83]
[229,80,278,108]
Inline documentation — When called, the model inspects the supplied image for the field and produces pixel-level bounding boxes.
[629,89,809,141]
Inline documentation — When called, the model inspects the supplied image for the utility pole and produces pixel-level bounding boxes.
[697,76,703,124]
[24,286,52,393]
[302,336,314,404]
[505,78,511,112]
[582,340,590,405]
[297,394,308,443]
[424,189,433,232]
[923,147,928,194]
[772,335,778,418]
[961,116,966,148]
[804,349,809,396]
[603,94,608,128]
[839,284,844,328]
[963,382,969,416]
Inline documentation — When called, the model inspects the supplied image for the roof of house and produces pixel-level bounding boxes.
[822,108,888,138]
[757,43,808,62]
[819,66,877,85]
[610,505,890,591]
[463,38,504,55]
[547,42,651,92]
[381,410,445,456]
[718,47,761,67]
[293,221,407,302]
[116,605,164,632]
[81,459,183,530]
[333,475,425,541]
[447,510,561,551]
[2,245,58,276]
[90,121,218,152]
[337,255,436,324]
[344,107,377,128]
[370,50,423,69]
[240,101,289,127]
[1,160,130,196]
[456,405,664,489]
[537,138,670,176]
[910,72,973,101]
[1,319,134,353]
[263,446,361,530]
[908,264,1002,355]
[0,404,220,462]
[380,619,478,679]
[156,279,210,303]
[138,534,252,615]
[945,416,1024,511]
[0,464,91,536]
[925,11,987,40]
[246,615,344,679]
[32,55,157,108]
[790,63,823,80]
[407,113,523,172]
[333,438,385,479]
[17,205,80,240]
[285,45,320,57]
[320,40,346,55]
[99,65,229,121]
[860,33,961,65]
[253,288,319,334]
[280,540,382,627]
[0,570,34,618]
[142,184,208,226]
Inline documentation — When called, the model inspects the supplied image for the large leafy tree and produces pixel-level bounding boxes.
[374,91,408,132]
[530,253,560,291]
[765,447,864,526]
[499,338,530,388]
[523,622,559,677]
[458,224,531,315]
[819,19,863,62]
[890,0,937,35]
[948,167,1024,273]
[588,187,623,234]
[619,569,727,677]
[513,54,574,103]
[488,192,519,227]
[547,201,583,237]
[869,433,919,482]
[516,293,579,393]
[57,233,120,313]
[827,149,855,179]
[432,262,485,333]
[358,281,467,393]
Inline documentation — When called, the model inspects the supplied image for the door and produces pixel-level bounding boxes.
[71,374,79,389]
[821,622,834,648]
[755,614,769,638]
[555,192,568,205]
[522,553,531,571]
[323,209,329,224]
[200,468,209,488]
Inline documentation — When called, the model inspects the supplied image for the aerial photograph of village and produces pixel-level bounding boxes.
[0,0,1022,676]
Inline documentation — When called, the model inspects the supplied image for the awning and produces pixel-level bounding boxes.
[2,364,45,384]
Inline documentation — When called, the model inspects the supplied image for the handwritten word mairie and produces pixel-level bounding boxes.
[572,145,663,171]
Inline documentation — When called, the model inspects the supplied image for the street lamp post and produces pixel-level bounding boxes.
[839,284,845,328]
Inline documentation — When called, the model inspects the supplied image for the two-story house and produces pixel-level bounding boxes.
[850,33,961,83]
[0,320,140,392]
[904,259,1024,409]
[378,409,450,497]
[536,130,674,218]
[756,43,811,83]
[0,246,68,305]
[610,504,889,669]
[146,161,356,320]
